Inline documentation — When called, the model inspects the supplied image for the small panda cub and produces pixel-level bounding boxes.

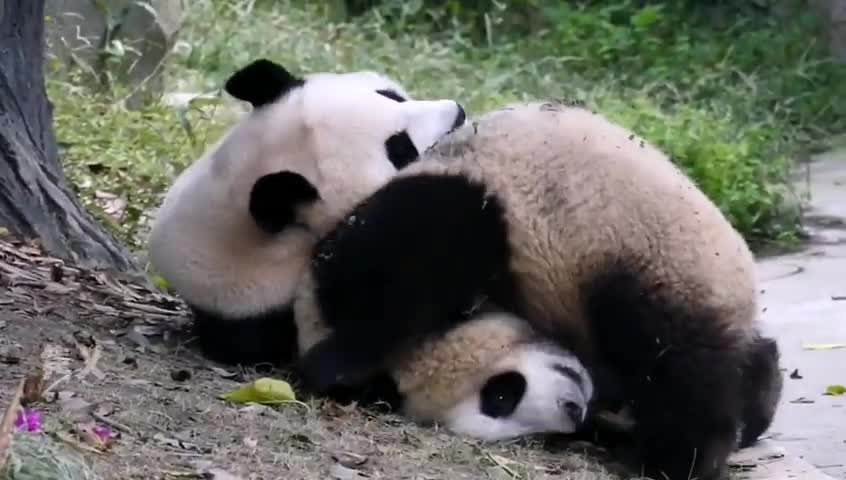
[295,276,593,440]
[402,311,593,441]
[147,59,465,366]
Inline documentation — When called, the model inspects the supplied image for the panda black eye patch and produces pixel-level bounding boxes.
[480,371,526,418]
[385,131,419,170]
[249,171,319,234]
[375,89,407,102]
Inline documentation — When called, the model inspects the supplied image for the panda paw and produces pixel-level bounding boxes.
[296,335,382,394]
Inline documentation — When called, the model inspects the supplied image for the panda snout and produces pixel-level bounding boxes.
[451,103,466,131]
[563,400,585,425]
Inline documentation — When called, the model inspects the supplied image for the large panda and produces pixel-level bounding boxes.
[147,58,466,366]
[295,101,784,480]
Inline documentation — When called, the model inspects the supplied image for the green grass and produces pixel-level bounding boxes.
[47,0,846,251]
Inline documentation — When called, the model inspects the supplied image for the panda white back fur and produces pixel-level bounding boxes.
[295,101,783,480]
[147,59,465,365]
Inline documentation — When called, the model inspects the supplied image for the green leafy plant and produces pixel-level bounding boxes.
[47,0,845,253]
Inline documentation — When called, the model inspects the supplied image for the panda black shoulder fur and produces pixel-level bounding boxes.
[147,59,465,366]
[296,101,784,480]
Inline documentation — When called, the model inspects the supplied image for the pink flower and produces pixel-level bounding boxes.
[14,408,41,433]
[93,424,114,441]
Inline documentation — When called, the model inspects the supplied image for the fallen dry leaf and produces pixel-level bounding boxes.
[203,468,245,480]
[94,402,115,417]
[43,281,76,295]
[21,368,46,405]
[330,463,370,480]
[790,397,815,404]
[332,451,369,468]
[54,390,76,402]
[59,396,94,420]
[802,343,846,351]
[153,432,204,453]
[210,366,239,379]
[40,342,74,382]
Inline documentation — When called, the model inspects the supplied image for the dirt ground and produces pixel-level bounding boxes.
[0,235,620,480]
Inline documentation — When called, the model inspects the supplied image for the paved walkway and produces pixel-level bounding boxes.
[750,147,846,480]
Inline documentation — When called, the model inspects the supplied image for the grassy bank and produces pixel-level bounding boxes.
[48,0,846,251]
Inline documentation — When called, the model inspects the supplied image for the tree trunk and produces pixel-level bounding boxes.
[0,0,135,271]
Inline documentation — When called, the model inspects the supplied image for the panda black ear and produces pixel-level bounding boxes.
[249,171,319,234]
[224,59,305,108]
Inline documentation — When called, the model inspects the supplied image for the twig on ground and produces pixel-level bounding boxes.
[0,378,25,470]
[91,412,134,436]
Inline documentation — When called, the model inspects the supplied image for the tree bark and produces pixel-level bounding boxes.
[0,0,136,271]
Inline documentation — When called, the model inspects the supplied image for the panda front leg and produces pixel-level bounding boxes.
[587,270,745,480]
[297,173,513,393]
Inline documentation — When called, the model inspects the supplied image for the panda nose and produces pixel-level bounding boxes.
[563,401,584,424]
[451,103,466,130]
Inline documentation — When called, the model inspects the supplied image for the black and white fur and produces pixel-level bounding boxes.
[295,101,784,480]
[295,272,595,440]
[146,59,465,366]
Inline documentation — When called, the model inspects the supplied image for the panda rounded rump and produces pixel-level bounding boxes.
[300,102,760,480]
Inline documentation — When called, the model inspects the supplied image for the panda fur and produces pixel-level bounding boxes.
[295,272,594,441]
[296,101,784,480]
[147,58,465,366]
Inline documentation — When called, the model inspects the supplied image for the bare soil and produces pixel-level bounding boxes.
[0,235,618,480]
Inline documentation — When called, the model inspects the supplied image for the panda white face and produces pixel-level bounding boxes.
[441,344,593,441]
[215,60,466,237]
[292,69,466,230]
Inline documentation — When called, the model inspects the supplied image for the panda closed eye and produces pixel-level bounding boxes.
[376,89,407,103]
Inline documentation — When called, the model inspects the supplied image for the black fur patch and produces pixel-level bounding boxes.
[384,131,419,170]
[296,173,517,393]
[224,59,305,108]
[585,269,744,480]
[249,171,319,234]
[738,334,783,448]
[188,303,299,366]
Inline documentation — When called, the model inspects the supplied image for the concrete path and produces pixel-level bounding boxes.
[749,147,846,480]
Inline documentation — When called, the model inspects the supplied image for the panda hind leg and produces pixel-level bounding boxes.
[587,271,744,480]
